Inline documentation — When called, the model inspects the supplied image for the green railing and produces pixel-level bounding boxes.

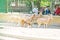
[0,0,7,13]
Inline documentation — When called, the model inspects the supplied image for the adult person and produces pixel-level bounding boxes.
[54,4,60,16]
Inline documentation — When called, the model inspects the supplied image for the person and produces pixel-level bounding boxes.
[44,6,51,15]
[32,6,38,15]
[54,4,60,16]
[40,7,45,15]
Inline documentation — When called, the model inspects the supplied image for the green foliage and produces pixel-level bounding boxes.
[25,0,31,7]
[25,0,32,11]
[40,1,51,7]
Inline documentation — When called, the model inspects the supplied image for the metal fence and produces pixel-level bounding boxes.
[7,0,32,13]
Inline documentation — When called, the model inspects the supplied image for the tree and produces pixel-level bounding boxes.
[25,0,41,11]
[33,0,41,11]
[36,0,41,11]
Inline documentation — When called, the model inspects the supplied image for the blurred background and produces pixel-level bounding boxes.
[0,0,60,13]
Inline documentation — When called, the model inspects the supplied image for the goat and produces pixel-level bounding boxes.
[37,14,53,28]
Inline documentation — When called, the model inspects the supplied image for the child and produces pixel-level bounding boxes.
[44,6,51,15]
[32,6,38,15]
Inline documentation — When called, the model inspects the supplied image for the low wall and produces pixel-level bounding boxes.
[0,13,60,23]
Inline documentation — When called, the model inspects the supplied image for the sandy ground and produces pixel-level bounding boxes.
[0,23,60,40]
[0,22,60,29]
[0,14,60,40]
